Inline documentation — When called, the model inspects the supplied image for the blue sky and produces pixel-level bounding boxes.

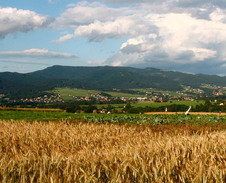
[1,0,226,75]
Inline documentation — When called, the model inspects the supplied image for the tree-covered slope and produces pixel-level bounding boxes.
[0,65,226,99]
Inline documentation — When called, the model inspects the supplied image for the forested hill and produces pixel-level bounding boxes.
[0,65,226,98]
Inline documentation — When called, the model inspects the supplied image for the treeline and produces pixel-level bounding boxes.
[124,101,226,114]
[1,99,225,114]
[63,100,226,114]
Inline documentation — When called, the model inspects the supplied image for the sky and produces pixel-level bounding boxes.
[1,0,226,75]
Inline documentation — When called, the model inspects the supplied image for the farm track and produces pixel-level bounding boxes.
[145,112,226,115]
[1,107,225,115]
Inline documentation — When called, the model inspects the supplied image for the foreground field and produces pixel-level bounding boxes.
[1,110,225,124]
[0,111,72,121]
[0,119,225,182]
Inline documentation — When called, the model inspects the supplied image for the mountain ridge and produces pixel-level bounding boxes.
[0,65,225,99]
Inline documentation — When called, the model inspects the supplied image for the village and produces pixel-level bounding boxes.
[0,84,225,106]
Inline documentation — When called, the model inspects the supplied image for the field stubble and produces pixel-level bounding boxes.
[0,120,225,182]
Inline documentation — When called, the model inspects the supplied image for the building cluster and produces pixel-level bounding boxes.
[71,94,112,102]
[184,86,204,94]
[19,95,64,103]
[10,92,202,104]
[1,84,225,105]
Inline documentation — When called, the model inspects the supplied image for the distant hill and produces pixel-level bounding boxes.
[0,65,226,99]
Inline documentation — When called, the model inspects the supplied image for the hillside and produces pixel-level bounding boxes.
[0,65,226,99]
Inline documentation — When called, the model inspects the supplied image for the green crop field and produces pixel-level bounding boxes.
[0,111,73,121]
[0,110,225,125]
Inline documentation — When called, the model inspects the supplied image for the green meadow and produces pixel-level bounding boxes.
[0,111,74,121]
[53,88,99,100]
[53,88,146,100]
[85,100,205,111]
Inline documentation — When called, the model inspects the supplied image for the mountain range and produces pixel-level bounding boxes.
[0,65,226,99]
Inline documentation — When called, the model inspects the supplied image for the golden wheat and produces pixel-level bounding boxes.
[0,107,65,112]
[0,120,225,182]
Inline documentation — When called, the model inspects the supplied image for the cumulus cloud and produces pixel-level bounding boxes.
[0,49,77,58]
[52,1,133,29]
[54,1,157,42]
[52,0,226,75]
[0,7,53,39]
[101,0,226,8]
[175,0,226,9]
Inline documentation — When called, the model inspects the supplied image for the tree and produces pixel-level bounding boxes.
[84,105,98,113]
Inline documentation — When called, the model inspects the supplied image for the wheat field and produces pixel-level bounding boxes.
[0,120,225,182]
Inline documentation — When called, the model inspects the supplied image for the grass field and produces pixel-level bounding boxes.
[53,88,138,100]
[135,100,205,107]
[53,88,100,100]
[86,100,205,111]
[53,88,147,100]
[104,91,145,97]
[0,111,73,121]
[0,118,225,182]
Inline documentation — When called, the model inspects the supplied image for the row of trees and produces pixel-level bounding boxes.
[64,101,225,114]
[126,101,225,114]
[1,98,225,113]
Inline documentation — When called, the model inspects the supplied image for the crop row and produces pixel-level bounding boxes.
[81,114,226,126]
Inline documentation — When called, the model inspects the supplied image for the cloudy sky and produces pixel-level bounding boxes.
[1,0,226,75]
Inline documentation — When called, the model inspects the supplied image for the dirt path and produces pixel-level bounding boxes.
[144,112,226,115]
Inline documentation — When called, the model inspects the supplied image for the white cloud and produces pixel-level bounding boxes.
[101,0,226,9]
[210,8,226,23]
[52,1,133,29]
[73,15,151,41]
[52,34,74,43]
[175,0,226,9]
[0,7,53,39]
[52,1,226,75]
[0,49,76,58]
